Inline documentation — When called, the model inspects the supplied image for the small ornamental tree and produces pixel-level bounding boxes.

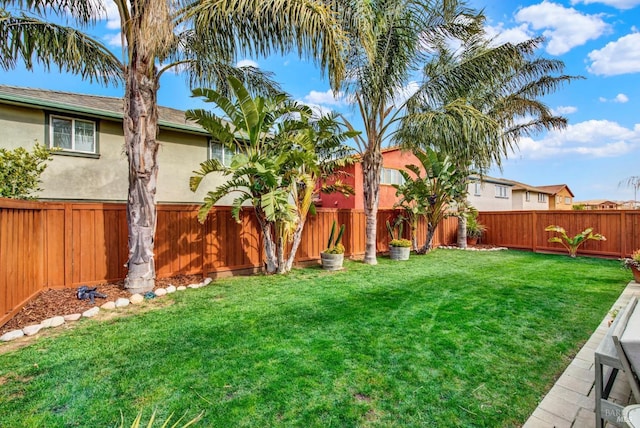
[545,225,606,258]
[0,142,54,199]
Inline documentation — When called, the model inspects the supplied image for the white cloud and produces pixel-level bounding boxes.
[517,120,640,159]
[392,81,420,107]
[236,59,259,69]
[104,32,123,48]
[587,32,640,76]
[303,89,346,106]
[551,106,578,115]
[485,23,533,45]
[515,1,609,55]
[615,93,629,103]
[571,0,640,10]
[102,2,122,30]
[599,93,631,103]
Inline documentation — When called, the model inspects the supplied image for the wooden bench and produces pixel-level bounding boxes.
[595,296,640,427]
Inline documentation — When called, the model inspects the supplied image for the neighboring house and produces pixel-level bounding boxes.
[509,181,553,211]
[537,184,575,210]
[320,147,518,212]
[574,200,621,210]
[319,147,422,209]
[467,175,515,211]
[0,85,232,204]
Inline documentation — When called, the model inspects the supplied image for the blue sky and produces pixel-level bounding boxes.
[1,0,639,201]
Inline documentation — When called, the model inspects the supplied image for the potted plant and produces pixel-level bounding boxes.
[466,212,487,246]
[321,220,345,271]
[622,249,640,283]
[387,217,411,260]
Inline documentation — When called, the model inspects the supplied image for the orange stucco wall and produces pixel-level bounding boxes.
[318,148,422,209]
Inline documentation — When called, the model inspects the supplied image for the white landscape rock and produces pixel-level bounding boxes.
[203,277,213,285]
[40,318,54,328]
[82,307,100,318]
[64,313,82,322]
[154,288,167,297]
[101,301,116,310]
[1,329,25,341]
[177,286,187,291]
[188,283,201,289]
[166,285,176,294]
[115,298,130,308]
[130,294,144,304]
[23,324,43,336]
[42,316,65,328]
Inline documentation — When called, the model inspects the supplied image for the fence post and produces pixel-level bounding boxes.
[64,203,73,287]
[621,211,626,259]
[532,211,538,253]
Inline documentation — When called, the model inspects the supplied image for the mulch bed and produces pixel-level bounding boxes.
[0,275,203,336]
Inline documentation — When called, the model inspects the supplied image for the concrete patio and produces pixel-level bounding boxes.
[523,281,640,428]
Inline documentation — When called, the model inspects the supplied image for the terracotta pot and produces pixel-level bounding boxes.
[467,237,478,246]
[633,266,640,283]
[389,246,410,261]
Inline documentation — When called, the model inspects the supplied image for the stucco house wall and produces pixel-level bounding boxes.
[511,189,550,210]
[0,86,234,205]
[467,178,513,211]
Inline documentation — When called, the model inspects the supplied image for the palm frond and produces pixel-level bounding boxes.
[0,10,122,85]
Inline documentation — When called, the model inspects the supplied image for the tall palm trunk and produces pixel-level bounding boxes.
[123,51,160,294]
[457,216,467,248]
[362,148,382,265]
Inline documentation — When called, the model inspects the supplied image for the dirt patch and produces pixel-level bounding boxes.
[0,275,202,337]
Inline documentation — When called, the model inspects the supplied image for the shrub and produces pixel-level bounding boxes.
[0,142,55,199]
[545,225,606,258]
[390,238,412,247]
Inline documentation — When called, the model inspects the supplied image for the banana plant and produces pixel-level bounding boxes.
[545,225,606,258]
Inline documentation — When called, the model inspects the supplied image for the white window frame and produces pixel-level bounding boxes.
[380,167,405,186]
[538,193,547,203]
[209,140,235,167]
[474,182,481,196]
[525,191,531,202]
[49,114,97,154]
[565,196,571,205]
[495,185,508,199]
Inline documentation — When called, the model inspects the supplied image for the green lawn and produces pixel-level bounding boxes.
[0,250,630,427]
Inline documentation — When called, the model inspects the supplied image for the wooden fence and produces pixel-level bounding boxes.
[478,210,640,258]
[0,199,457,326]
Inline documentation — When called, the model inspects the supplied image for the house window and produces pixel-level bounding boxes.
[474,182,481,196]
[565,197,571,205]
[525,191,531,202]
[495,185,508,198]
[538,193,547,203]
[556,196,561,204]
[209,141,235,166]
[380,168,404,185]
[49,115,96,153]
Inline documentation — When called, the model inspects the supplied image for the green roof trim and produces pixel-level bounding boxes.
[0,86,209,136]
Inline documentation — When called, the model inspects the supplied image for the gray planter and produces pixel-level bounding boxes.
[389,246,410,261]
[321,252,344,271]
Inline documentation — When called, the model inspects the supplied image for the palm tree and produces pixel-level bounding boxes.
[1,0,347,292]
[340,0,481,264]
[396,36,577,247]
[188,77,354,274]
[619,176,640,209]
